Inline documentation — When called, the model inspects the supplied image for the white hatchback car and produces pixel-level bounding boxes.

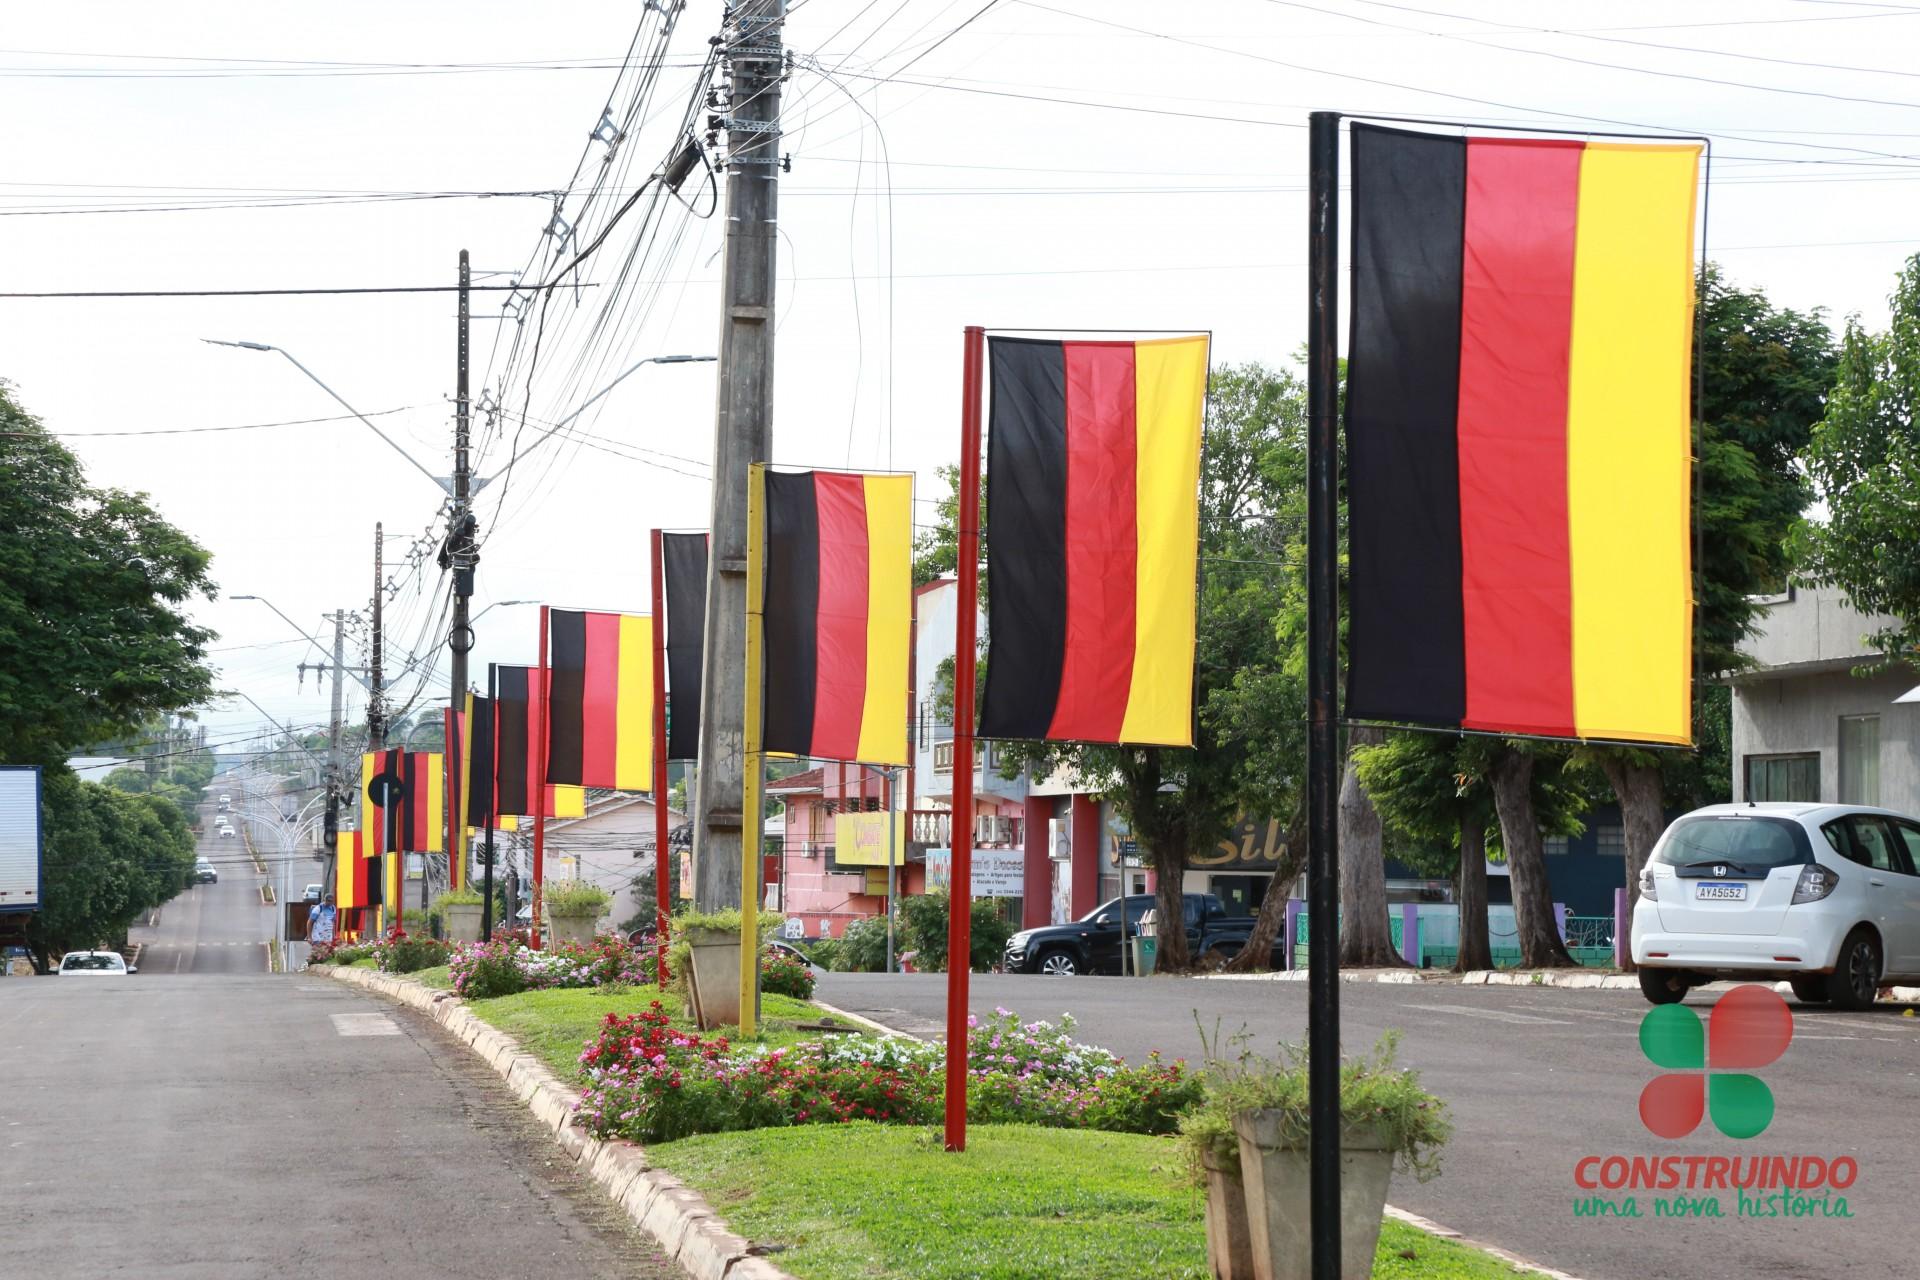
[1632,802,1920,1009]
[58,951,136,976]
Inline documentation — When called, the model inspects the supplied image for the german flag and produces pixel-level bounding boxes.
[444,705,464,890]
[1344,124,1699,745]
[358,749,444,854]
[492,665,587,820]
[546,609,654,790]
[334,830,375,909]
[977,333,1209,746]
[661,532,708,762]
[756,468,911,766]
[464,692,496,828]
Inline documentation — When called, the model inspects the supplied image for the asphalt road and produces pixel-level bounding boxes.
[818,970,1920,1280]
[3,805,678,1279]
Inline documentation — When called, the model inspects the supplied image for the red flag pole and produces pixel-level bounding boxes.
[945,324,985,1152]
[650,529,672,986]
[533,604,549,949]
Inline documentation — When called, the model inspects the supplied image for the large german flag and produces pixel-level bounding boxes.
[661,532,708,761]
[443,705,464,890]
[334,830,376,909]
[757,468,911,766]
[493,665,587,820]
[546,609,653,790]
[1345,124,1699,745]
[464,691,495,828]
[978,333,1209,745]
[359,750,444,854]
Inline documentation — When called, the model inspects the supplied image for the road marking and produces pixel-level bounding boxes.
[1424,1003,1573,1025]
[329,1013,400,1037]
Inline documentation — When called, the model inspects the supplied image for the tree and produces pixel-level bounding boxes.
[924,363,1313,973]
[1337,725,1402,967]
[0,385,216,767]
[1585,267,1837,933]
[1793,253,1920,655]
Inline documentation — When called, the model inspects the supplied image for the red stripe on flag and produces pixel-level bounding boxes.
[527,671,546,809]
[1047,341,1137,742]
[582,612,621,786]
[1457,137,1580,737]
[811,473,870,760]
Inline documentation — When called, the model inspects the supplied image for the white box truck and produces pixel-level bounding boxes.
[0,767,43,915]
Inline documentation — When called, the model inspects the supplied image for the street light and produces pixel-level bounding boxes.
[202,339,451,494]
[470,599,533,625]
[477,354,716,486]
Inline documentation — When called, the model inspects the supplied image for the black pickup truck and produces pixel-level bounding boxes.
[1002,893,1282,975]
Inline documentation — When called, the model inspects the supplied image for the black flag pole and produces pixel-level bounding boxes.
[1306,107,1343,1280]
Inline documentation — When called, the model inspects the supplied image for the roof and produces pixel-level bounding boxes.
[766,768,824,795]
[1679,801,1910,823]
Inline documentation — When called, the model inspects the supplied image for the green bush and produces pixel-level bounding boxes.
[898,890,1015,972]
[399,907,443,936]
[834,916,890,972]
[759,945,817,999]
[801,936,842,972]
[436,886,483,906]
[541,880,612,919]
[375,934,452,974]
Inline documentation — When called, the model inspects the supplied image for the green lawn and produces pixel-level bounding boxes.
[462,985,832,1078]
[648,1124,1545,1280]
[412,964,453,989]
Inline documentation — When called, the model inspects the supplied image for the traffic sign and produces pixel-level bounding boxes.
[366,771,405,807]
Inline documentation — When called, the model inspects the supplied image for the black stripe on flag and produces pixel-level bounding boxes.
[1345,123,1468,726]
[494,666,530,817]
[662,532,708,761]
[980,336,1069,740]
[468,694,496,826]
[762,471,819,756]
[547,609,588,786]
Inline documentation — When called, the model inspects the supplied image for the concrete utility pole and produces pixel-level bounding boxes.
[445,248,476,896]
[370,524,385,752]
[692,0,785,911]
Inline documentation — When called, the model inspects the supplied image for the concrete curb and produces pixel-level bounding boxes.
[313,965,798,1280]
[1383,1205,1589,1280]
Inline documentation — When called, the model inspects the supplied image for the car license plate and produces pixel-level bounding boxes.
[1696,882,1747,901]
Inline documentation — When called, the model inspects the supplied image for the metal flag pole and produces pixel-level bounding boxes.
[945,324,985,1152]
[482,664,498,940]
[651,530,673,987]
[740,467,768,1036]
[532,606,550,949]
[1305,108,1344,1280]
[885,768,897,974]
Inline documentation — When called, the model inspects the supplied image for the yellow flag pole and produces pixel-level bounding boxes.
[740,463,766,1037]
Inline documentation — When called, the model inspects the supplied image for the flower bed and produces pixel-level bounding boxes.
[449,934,654,998]
[575,1006,1200,1144]
[373,929,453,974]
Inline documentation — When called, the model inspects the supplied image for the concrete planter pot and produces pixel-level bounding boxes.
[1232,1111,1394,1280]
[1201,1146,1256,1280]
[542,913,599,948]
[683,926,742,1030]
[440,903,484,944]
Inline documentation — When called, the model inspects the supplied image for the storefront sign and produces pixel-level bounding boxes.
[925,847,1024,898]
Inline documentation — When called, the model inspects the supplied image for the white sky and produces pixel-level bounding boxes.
[4,0,1917,749]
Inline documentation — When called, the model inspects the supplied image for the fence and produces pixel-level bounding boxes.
[1290,903,1616,970]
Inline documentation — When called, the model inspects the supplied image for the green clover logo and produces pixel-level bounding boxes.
[1638,985,1793,1140]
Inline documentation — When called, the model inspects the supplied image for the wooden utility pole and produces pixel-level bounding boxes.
[692,0,786,911]
[446,248,475,895]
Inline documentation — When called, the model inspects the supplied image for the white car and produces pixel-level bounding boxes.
[59,951,136,976]
[1632,802,1920,1009]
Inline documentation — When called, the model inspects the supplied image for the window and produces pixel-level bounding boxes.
[1596,824,1625,858]
[1889,819,1920,875]
[1840,715,1880,806]
[1544,835,1569,857]
[1745,753,1819,803]
[1840,815,1899,873]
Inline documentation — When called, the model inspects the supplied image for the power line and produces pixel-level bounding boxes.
[0,283,596,299]
[40,406,417,438]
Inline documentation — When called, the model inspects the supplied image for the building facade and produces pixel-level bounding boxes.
[1729,584,1919,811]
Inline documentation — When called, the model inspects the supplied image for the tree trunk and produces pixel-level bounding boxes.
[1338,725,1405,967]
[1598,757,1665,974]
[1454,812,1492,973]
[1220,810,1306,974]
[1152,840,1193,973]
[1490,749,1576,968]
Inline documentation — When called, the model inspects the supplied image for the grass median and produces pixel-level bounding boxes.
[647,1123,1545,1280]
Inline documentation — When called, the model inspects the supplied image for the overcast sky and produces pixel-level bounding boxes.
[5,0,1917,751]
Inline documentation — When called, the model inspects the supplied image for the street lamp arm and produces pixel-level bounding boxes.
[475,354,715,488]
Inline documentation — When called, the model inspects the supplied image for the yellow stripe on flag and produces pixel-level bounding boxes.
[1566,143,1698,745]
[616,614,654,791]
[1119,334,1208,746]
[856,473,913,765]
[425,753,445,853]
[386,851,400,914]
[335,832,358,908]
[360,753,377,852]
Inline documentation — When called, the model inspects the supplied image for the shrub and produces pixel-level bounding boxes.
[899,891,1016,972]
[542,880,612,920]
[451,939,530,999]
[308,940,374,967]
[437,887,483,906]
[802,936,842,972]
[760,945,816,999]
[834,916,890,972]
[374,929,452,974]
[550,934,653,987]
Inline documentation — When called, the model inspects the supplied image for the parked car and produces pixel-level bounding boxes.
[1003,893,1282,975]
[302,884,324,903]
[765,939,816,972]
[59,951,135,976]
[195,860,218,884]
[1632,802,1920,1009]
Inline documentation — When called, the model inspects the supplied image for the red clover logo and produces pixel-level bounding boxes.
[1639,985,1793,1140]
